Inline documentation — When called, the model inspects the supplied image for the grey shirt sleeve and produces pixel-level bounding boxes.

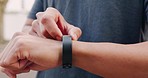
[27,0,44,19]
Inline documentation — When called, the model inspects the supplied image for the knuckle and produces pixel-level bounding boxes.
[32,20,38,26]
[36,12,44,18]
[14,36,25,47]
[0,62,4,67]
[14,36,22,41]
[32,20,39,30]
[46,7,59,16]
[74,27,82,35]
[46,7,57,12]
[41,16,48,24]
[12,32,23,38]
[28,31,33,35]
[0,61,7,67]
[29,31,38,36]
[76,27,82,33]
[16,39,25,47]
[41,15,53,24]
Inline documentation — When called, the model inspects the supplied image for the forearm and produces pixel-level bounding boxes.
[72,41,148,78]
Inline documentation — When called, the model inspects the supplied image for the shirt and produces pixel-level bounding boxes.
[28,0,148,78]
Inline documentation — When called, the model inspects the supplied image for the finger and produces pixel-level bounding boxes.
[1,38,26,69]
[36,12,45,32]
[0,41,13,62]
[36,12,44,22]
[1,48,18,69]
[0,32,25,62]
[2,51,28,70]
[23,61,32,70]
[0,36,20,64]
[2,68,30,78]
[1,66,30,78]
[0,38,19,67]
[68,26,82,40]
[42,30,53,39]
[32,20,45,38]
[11,32,25,39]
[20,67,30,73]
[41,14,63,40]
[11,67,31,74]
[41,7,66,40]
[36,12,44,26]
[32,19,52,39]
[5,71,16,78]
[0,32,24,61]
[0,40,14,63]
[29,30,38,36]
[1,68,16,78]
[28,63,46,71]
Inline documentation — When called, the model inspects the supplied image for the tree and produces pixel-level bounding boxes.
[0,0,8,43]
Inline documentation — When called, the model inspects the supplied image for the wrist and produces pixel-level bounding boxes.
[56,40,63,66]
[72,41,82,67]
[72,41,92,68]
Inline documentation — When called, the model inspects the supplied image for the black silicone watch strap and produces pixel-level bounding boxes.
[62,35,72,69]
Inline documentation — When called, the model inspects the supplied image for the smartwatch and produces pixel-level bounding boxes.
[62,35,72,69]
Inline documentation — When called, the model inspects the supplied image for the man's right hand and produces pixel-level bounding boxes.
[30,7,82,40]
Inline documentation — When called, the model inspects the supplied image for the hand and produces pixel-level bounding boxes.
[31,7,82,40]
[0,32,62,78]
[22,22,45,38]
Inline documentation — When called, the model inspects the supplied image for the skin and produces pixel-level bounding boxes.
[0,7,148,78]
[23,8,82,40]
[0,7,82,78]
[0,32,62,78]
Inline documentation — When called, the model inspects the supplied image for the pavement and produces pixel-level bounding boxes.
[0,43,37,78]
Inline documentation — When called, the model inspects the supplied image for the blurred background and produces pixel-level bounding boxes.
[0,0,37,78]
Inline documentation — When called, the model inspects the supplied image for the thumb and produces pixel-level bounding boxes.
[68,27,82,40]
